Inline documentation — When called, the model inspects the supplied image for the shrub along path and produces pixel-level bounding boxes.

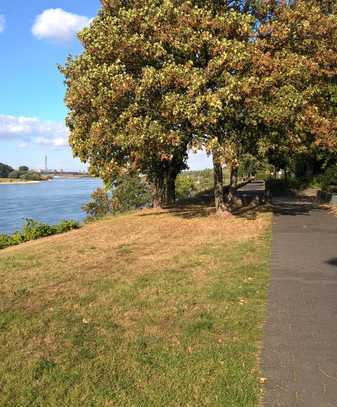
[262,198,337,406]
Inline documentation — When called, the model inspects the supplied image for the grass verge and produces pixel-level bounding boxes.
[0,205,271,406]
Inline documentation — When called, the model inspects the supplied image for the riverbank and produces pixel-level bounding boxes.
[0,178,42,185]
[0,177,97,184]
[0,205,271,406]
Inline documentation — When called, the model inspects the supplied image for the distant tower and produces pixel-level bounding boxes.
[45,155,48,172]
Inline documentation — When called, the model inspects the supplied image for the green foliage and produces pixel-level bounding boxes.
[60,1,256,207]
[254,1,337,167]
[6,169,45,181]
[61,0,337,210]
[0,163,13,178]
[82,188,112,220]
[0,162,47,181]
[321,165,337,192]
[238,155,272,180]
[20,172,45,181]
[0,219,80,250]
[0,234,12,250]
[8,170,20,179]
[176,176,196,200]
[21,219,56,241]
[238,155,259,178]
[55,220,81,234]
[180,169,214,192]
[83,176,151,220]
[112,176,152,212]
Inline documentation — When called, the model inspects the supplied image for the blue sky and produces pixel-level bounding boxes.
[0,0,211,171]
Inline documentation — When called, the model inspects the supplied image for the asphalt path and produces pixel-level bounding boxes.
[262,199,337,407]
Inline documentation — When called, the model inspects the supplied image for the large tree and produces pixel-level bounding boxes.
[62,0,337,213]
[251,0,337,170]
[61,1,259,211]
[61,1,197,207]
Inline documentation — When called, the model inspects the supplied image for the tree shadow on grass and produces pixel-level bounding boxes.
[271,201,316,216]
[233,199,319,221]
[138,189,215,219]
[138,205,214,219]
[138,190,326,221]
[325,257,337,267]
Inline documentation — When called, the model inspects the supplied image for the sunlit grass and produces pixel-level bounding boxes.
[0,205,271,406]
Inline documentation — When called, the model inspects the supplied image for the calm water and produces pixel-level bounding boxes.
[0,177,103,234]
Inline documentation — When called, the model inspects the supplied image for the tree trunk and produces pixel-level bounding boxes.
[226,164,240,207]
[230,165,238,187]
[284,167,288,181]
[305,162,313,180]
[153,174,164,208]
[152,172,176,208]
[166,173,176,206]
[213,153,228,215]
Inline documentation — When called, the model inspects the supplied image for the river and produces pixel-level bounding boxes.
[0,177,103,234]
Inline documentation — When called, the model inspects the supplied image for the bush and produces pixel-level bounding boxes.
[55,220,80,234]
[83,176,152,220]
[112,176,151,212]
[0,234,13,250]
[20,172,44,181]
[0,219,80,250]
[21,219,56,240]
[321,166,337,192]
[82,188,112,219]
[176,175,196,199]
[8,170,20,179]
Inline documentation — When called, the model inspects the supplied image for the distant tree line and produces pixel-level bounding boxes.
[0,163,47,181]
[0,163,14,178]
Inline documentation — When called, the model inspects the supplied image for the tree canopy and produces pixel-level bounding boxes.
[254,1,337,155]
[0,163,14,178]
[62,0,337,211]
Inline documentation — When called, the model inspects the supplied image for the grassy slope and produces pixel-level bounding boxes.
[0,206,271,406]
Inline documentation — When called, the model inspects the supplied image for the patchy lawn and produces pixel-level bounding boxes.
[0,206,271,406]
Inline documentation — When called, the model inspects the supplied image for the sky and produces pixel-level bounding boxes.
[0,0,211,172]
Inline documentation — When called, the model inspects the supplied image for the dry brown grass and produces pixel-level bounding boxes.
[0,205,272,407]
[320,203,337,217]
[1,205,269,287]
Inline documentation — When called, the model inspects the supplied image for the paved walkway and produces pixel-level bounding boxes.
[262,199,337,407]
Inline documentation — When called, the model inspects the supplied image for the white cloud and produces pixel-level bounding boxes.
[35,136,68,147]
[0,15,5,33]
[0,114,68,148]
[32,8,91,41]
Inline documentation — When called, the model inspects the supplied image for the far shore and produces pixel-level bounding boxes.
[0,179,42,185]
[0,176,96,185]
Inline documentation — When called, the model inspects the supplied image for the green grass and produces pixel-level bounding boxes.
[0,207,271,406]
